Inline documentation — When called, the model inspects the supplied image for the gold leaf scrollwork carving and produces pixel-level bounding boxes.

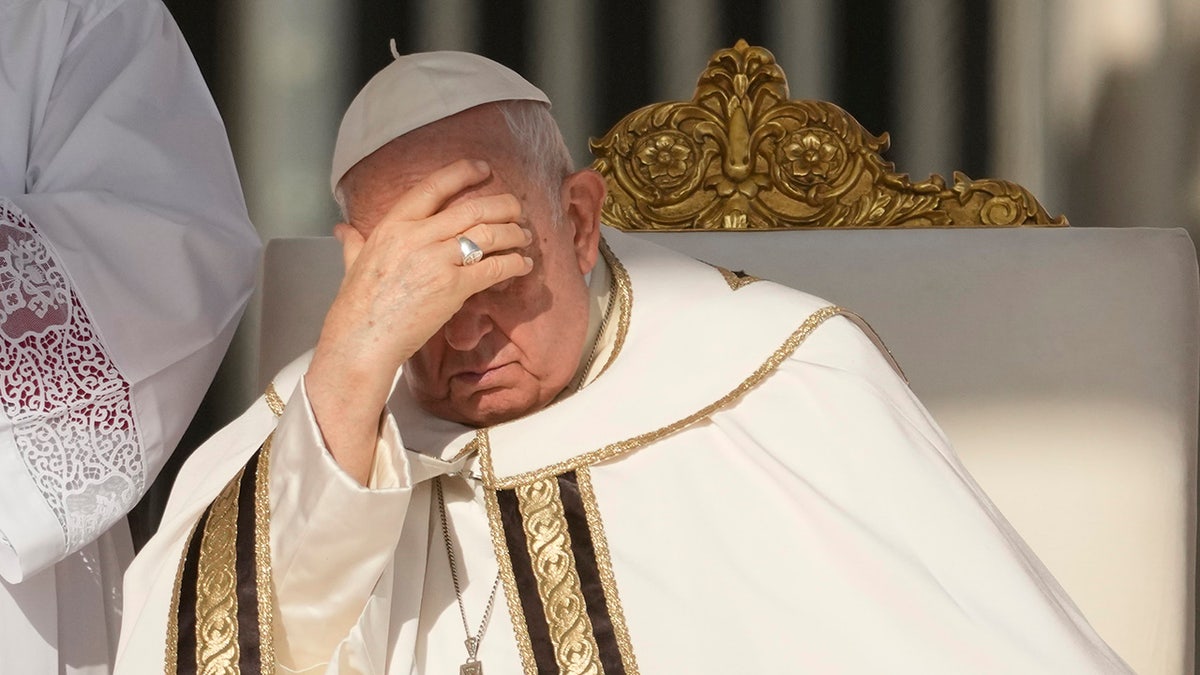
[590,40,1066,230]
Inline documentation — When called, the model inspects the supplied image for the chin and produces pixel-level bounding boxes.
[450,388,551,427]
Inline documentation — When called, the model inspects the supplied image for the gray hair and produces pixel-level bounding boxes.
[496,100,575,217]
[334,100,574,224]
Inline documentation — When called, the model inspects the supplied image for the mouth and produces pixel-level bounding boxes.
[449,361,518,390]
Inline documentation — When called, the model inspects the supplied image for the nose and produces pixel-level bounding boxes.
[442,296,494,352]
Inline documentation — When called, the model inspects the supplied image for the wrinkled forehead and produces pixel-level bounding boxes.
[339,109,532,228]
[345,105,516,184]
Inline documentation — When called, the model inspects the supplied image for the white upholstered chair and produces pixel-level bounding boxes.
[258,42,1199,675]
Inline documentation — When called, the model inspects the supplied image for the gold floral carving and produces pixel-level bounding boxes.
[590,40,1065,230]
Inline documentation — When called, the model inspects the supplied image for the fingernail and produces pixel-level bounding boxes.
[523,256,534,268]
[521,227,533,242]
[474,160,490,173]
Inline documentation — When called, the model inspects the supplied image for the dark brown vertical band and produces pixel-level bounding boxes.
[556,471,626,674]
[169,444,275,675]
[497,488,559,674]
[174,507,209,674]
[234,451,263,674]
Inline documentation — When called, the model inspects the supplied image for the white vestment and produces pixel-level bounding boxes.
[0,0,261,672]
[118,229,1129,674]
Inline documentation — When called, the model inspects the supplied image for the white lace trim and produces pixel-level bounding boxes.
[0,198,143,556]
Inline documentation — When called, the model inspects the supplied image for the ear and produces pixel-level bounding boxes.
[560,168,607,275]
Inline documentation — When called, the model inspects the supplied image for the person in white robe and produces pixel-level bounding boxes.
[0,0,261,672]
[117,51,1130,674]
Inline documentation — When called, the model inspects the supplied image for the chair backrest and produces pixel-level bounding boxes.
[259,41,1199,675]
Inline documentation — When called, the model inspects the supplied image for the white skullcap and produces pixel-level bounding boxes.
[330,50,550,193]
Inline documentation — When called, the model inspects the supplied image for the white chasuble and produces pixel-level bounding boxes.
[117,229,1130,674]
[0,0,261,672]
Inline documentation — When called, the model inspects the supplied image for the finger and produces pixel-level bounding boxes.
[425,193,524,242]
[447,222,532,265]
[458,251,535,295]
[383,159,492,223]
[334,222,366,271]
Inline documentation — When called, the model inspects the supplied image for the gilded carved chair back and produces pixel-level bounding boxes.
[589,40,1064,230]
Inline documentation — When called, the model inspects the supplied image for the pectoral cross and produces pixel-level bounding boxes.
[461,637,484,674]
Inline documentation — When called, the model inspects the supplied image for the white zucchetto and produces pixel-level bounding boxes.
[331,50,550,192]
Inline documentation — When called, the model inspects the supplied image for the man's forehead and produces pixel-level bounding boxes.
[354,105,515,181]
[347,143,527,228]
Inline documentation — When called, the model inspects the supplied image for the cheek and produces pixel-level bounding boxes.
[404,339,447,388]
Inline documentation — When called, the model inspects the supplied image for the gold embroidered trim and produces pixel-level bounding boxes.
[576,467,640,674]
[194,465,247,672]
[165,519,202,674]
[485,305,844,489]
[449,435,480,464]
[265,383,285,417]
[714,265,761,290]
[255,435,277,673]
[480,450,540,675]
[516,478,603,675]
[594,237,632,380]
[164,435,277,674]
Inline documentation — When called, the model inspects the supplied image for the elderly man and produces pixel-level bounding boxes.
[117,51,1129,674]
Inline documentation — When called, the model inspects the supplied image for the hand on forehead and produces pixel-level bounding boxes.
[340,106,528,233]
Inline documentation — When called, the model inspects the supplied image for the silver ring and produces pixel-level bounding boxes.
[456,235,484,266]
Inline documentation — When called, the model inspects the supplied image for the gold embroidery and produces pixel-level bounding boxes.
[595,238,632,380]
[516,478,603,675]
[485,305,844,489]
[576,467,640,673]
[255,436,277,673]
[265,383,285,417]
[713,265,761,290]
[165,519,203,674]
[480,451,540,675]
[194,465,247,672]
[449,435,480,464]
[165,435,277,674]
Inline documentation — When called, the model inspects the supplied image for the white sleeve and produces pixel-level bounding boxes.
[0,0,261,581]
[268,379,413,673]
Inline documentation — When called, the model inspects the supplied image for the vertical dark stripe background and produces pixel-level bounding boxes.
[158,1,996,196]
[960,0,993,179]
[159,0,995,206]
[351,0,416,91]
[833,0,896,141]
[718,0,767,48]
[593,0,656,139]
[480,0,531,76]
